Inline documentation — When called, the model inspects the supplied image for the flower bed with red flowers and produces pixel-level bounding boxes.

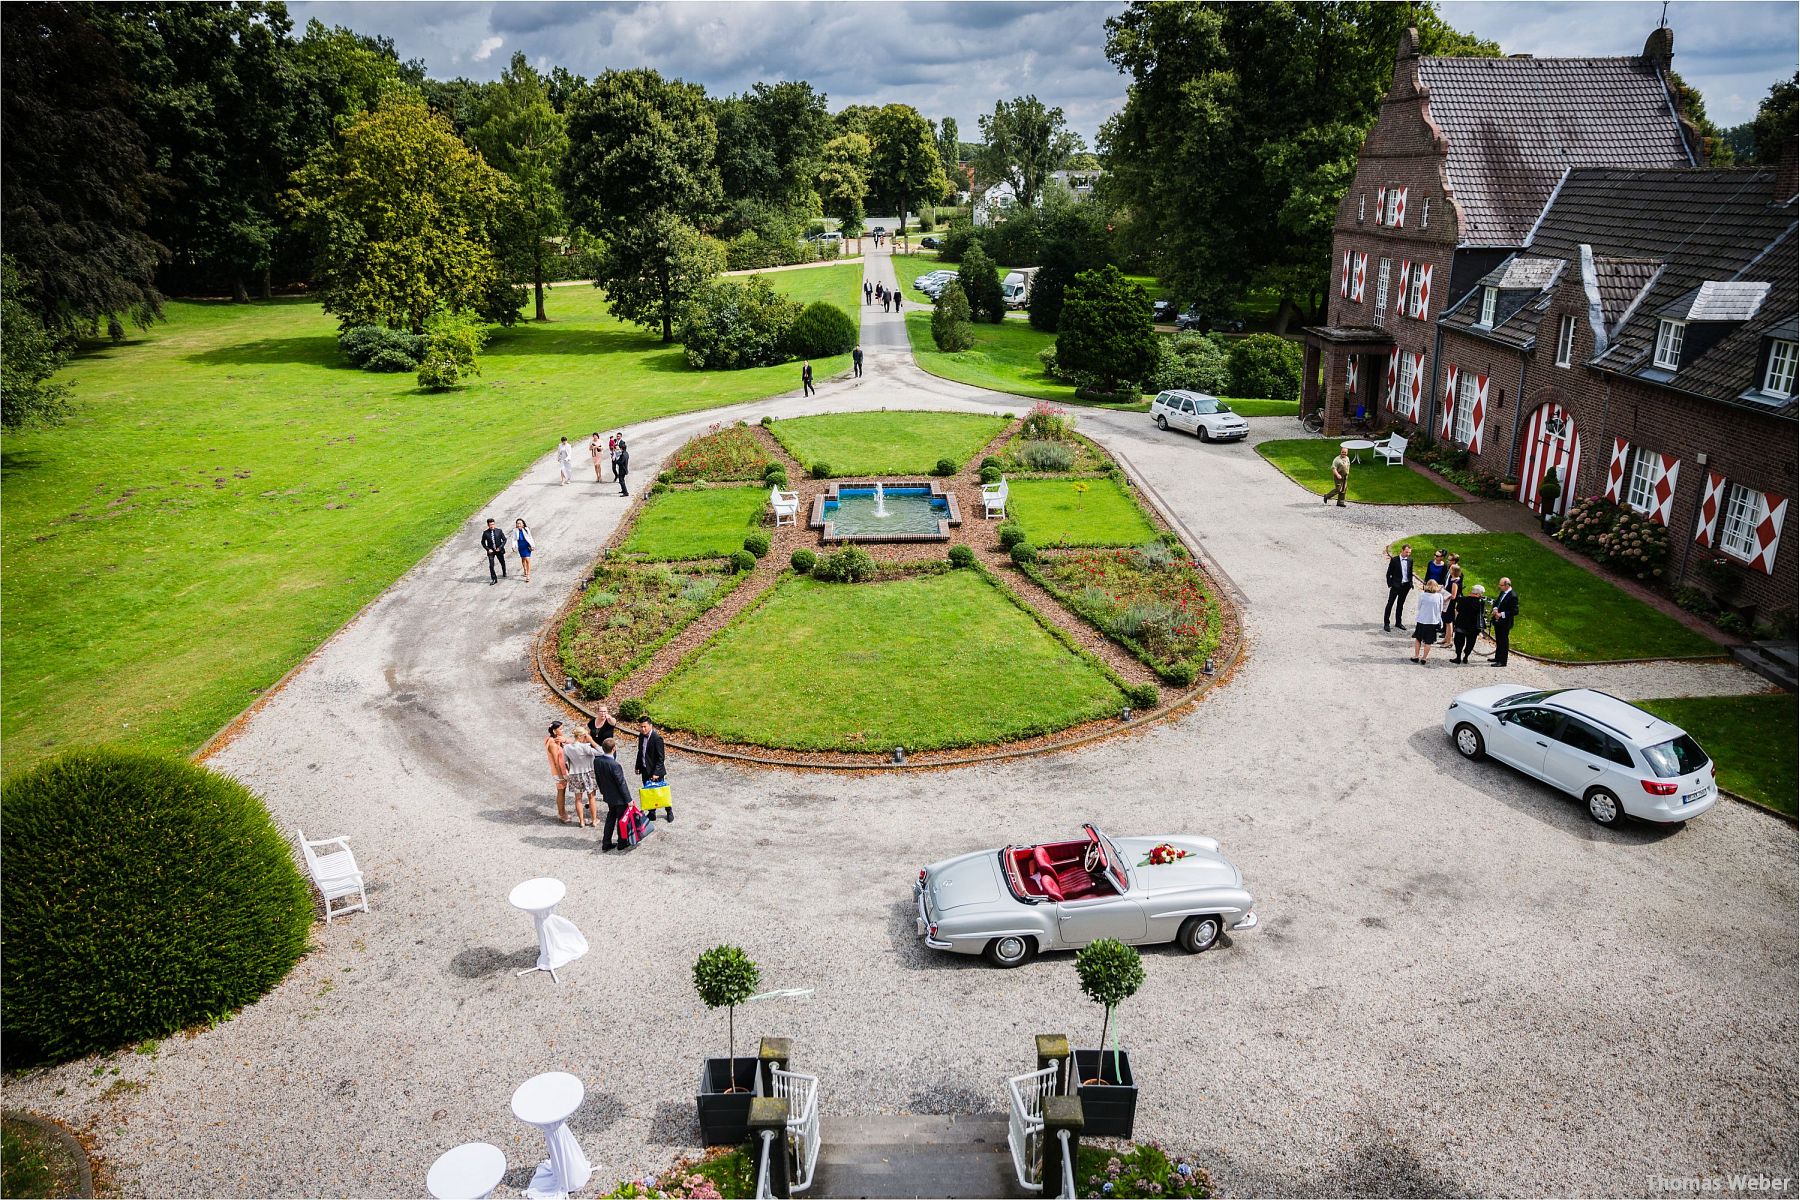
[1025,543,1220,684]
[664,422,772,484]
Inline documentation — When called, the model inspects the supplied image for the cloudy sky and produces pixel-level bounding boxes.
[289,1,1797,141]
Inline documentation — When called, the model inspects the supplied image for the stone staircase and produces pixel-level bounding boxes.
[808,1115,1023,1199]
[1732,640,1798,691]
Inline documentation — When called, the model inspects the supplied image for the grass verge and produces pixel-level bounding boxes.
[1637,694,1797,818]
[1258,438,1462,505]
[620,487,770,560]
[769,410,1008,476]
[1005,476,1159,547]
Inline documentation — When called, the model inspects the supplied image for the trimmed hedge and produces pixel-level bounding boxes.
[785,301,858,358]
[948,544,975,568]
[743,532,771,558]
[1,750,314,1067]
[791,548,817,574]
[730,549,757,573]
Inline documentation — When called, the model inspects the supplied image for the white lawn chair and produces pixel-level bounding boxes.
[981,477,1008,520]
[297,829,369,923]
[1375,433,1409,466]
[769,484,800,527]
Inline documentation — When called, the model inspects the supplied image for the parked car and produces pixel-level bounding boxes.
[1443,686,1717,826]
[871,226,889,237]
[915,270,957,298]
[920,236,939,249]
[1151,299,1179,323]
[1149,390,1250,442]
[1174,307,1206,331]
[914,824,1257,967]
[1001,267,1039,309]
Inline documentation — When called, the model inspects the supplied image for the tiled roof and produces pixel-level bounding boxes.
[1416,55,1694,247]
[1476,256,1564,290]
[1671,230,1797,418]
[1684,280,1771,321]
[1593,258,1662,330]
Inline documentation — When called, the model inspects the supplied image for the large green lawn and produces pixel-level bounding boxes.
[649,570,1124,750]
[619,487,770,559]
[1258,438,1462,505]
[904,310,1076,403]
[1004,476,1159,547]
[1392,533,1721,661]
[1636,694,1797,818]
[769,410,1007,476]
[0,265,862,766]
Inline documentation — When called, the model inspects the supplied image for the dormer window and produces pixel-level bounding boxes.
[1763,339,1796,398]
[1478,287,1498,327]
[1654,319,1685,371]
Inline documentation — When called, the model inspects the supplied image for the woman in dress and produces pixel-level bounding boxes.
[1440,564,1463,648]
[1423,548,1449,588]
[589,432,605,482]
[514,518,535,582]
[1412,579,1444,665]
[556,437,574,485]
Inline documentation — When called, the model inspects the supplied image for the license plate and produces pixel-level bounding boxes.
[1682,786,1711,805]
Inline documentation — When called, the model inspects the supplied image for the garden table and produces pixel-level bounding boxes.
[1340,439,1376,462]
[426,1141,506,1200]
[509,877,586,983]
[511,1071,591,1200]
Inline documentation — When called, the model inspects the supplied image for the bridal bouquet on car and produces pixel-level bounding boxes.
[1140,842,1189,867]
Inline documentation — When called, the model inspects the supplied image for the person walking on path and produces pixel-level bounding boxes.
[875,282,884,307]
[608,433,621,482]
[801,361,815,397]
[1411,579,1445,665]
[480,518,508,583]
[514,518,535,582]
[864,280,873,305]
[596,738,634,850]
[615,439,630,496]
[589,433,605,482]
[1324,447,1350,507]
[1451,583,1486,663]
[1491,577,1519,667]
[544,720,570,824]
[556,437,574,485]
[560,729,602,828]
[634,715,671,822]
[1384,545,1415,631]
[852,345,864,378]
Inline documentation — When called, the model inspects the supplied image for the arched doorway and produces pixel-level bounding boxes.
[1518,400,1581,516]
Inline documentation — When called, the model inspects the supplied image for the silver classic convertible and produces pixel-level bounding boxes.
[914,824,1257,967]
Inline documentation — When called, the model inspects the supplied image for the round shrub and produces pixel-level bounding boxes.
[617,697,647,722]
[933,457,957,477]
[1,750,314,1067]
[1010,542,1039,565]
[338,324,425,371]
[1226,333,1303,402]
[658,470,676,484]
[980,455,1002,471]
[764,468,789,489]
[650,482,669,496]
[759,415,774,427]
[791,548,817,574]
[762,462,786,482]
[785,301,858,358]
[1124,682,1160,710]
[998,522,1027,550]
[948,544,975,568]
[812,545,876,583]
[1165,661,1198,686]
[730,549,757,574]
[679,276,802,370]
[743,532,771,558]
[415,354,462,391]
[980,464,1003,484]
[811,461,832,480]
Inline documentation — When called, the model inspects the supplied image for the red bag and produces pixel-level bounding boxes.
[616,803,652,847]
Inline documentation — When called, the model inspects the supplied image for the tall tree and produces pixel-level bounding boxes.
[936,116,963,193]
[869,103,947,228]
[288,20,414,153]
[834,104,880,138]
[976,95,1083,210]
[1,1,165,332]
[599,214,727,345]
[288,94,516,332]
[1750,74,1798,165]
[716,81,832,215]
[1,257,73,428]
[469,53,568,322]
[817,132,872,247]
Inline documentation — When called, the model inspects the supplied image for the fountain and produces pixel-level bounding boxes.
[811,481,962,543]
[873,481,889,518]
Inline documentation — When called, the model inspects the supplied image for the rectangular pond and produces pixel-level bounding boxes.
[809,481,963,543]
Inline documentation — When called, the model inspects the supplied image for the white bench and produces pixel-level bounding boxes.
[1375,433,1409,466]
[297,829,369,924]
[981,477,1008,520]
[769,485,800,527]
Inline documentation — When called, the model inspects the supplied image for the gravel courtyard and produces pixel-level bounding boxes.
[9,250,1793,1198]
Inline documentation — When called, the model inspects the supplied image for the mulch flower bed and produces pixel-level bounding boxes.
[662,421,773,483]
[1028,546,1223,684]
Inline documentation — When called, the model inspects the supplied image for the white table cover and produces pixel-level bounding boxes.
[511,1071,591,1200]
[426,1141,506,1200]
[509,878,587,975]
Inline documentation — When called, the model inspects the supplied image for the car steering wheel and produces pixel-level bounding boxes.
[1082,843,1103,874]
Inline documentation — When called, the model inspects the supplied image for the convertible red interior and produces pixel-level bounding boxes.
[1006,838,1112,902]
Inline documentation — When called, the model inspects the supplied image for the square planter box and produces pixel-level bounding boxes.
[1073,1047,1137,1140]
[696,1056,760,1146]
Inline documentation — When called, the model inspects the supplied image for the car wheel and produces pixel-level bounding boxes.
[1585,787,1624,827]
[1198,424,1213,442]
[1156,415,1168,431]
[1176,915,1221,954]
[1452,722,1485,761]
[983,935,1034,968]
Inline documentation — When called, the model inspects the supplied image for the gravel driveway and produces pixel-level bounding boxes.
[9,248,1793,1198]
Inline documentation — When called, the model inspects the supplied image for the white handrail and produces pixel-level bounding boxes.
[1006,1066,1057,1193]
[771,1068,820,1194]
[1056,1129,1077,1199]
[754,1129,776,1199]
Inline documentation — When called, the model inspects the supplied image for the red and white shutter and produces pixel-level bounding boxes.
[1409,351,1425,420]
[1345,354,1358,395]
[1398,260,1411,317]
[1340,250,1351,299]
[1468,375,1488,453]
[1352,252,1367,302]
[1376,186,1387,227]
[1604,437,1630,502]
[1751,492,1789,574]
[1439,364,1459,440]
[1648,453,1681,525]
[1417,263,1433,318]
[1394,187,1408,227]
[1385,346,1400,411]
[1694,471,1727,547]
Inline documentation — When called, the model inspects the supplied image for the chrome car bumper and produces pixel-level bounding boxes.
[916,885,952,949]
[1231,910,1258,930]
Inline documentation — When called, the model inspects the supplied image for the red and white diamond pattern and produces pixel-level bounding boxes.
[1376,186,1387,227]
[1340,250,1351,299]
[1408,352,1424,421]
[1469,375,1487,454]
[1439,364,1459,440]
[1604,437,1630,502]
[1694,471,1727,547]
[1649,453,1680,526]
[1394,186,1408,227]
[1417,263,1433,318]
[1352,252,1367,303]
[1752,493,1788,575]
[1385,347,1399,412]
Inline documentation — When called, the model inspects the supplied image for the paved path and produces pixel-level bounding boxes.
[11,244,1793,1198]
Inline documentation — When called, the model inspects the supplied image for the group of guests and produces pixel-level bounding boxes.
[553,433,631,496]
[1384,545,1520,667]
[542,705,671,851]
[864,281,902,313]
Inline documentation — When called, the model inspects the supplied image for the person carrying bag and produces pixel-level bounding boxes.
[633,715,672,822]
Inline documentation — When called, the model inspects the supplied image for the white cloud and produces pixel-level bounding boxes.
[472,34,504,62]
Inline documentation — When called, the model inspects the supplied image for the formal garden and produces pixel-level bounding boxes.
[553,405,1237,762]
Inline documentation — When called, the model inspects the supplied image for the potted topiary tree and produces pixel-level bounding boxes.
[1072,938,1145,1138]
[1536,473,1562,517]
[693,945,761,1145]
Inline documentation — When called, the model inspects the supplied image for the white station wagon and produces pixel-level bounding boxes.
[1150,390,1249,442]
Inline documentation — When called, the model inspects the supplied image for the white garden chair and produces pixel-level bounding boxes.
[769,485,800,528]
[1375,433,1409,466]
[981,477,1008,520]
[297,829,369,923]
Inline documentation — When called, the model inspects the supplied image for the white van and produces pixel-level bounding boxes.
[1001,267,1039,308]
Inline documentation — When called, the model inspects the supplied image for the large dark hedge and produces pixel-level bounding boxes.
[1,750,314,1067]
[784,301,857,358]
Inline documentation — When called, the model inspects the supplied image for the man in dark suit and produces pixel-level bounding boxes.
[1491,577,1519,667]
[801,361,816,396]
[1384,545,1415,632]
[479,518,508,583]
[595,738,634,851]
[634,715,670,822]
[614,439,630,497]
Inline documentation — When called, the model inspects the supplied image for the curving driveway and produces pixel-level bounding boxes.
[11,246,1793,1198]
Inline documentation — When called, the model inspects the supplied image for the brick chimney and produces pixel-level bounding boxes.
[1777,140,1799,202]
[1642,26,1674,72]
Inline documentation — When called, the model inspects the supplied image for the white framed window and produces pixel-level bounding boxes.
[1654,319,1685,370]
[1409,266,1426,318]
[1376,259,1391,314]
[1397,348,1416,403]
[1453,373,1478,444]
[1358,194,1366,223]
[1764,339,1797,397]
[1478,287,1498,327]
[1718,484,1761,559]
[1384,188,1401,226]
[1421,197,1431,229]
[1556,314,1576,367]
[1625,447,1659,513]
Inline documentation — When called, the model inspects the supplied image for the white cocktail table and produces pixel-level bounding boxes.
[511,1071,592,1200]
[426,1142,506,1200]
[509,877,587,983]
[1340,439,1376,462]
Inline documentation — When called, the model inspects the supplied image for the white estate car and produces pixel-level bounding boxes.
[1150,390,1250,442]
[915,270,957,298]
[1443,685,1717,826]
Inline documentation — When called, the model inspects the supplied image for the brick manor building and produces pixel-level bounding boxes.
[1303,26,1798,622]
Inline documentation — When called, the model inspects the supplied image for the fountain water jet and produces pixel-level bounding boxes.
[873,481,889,517]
